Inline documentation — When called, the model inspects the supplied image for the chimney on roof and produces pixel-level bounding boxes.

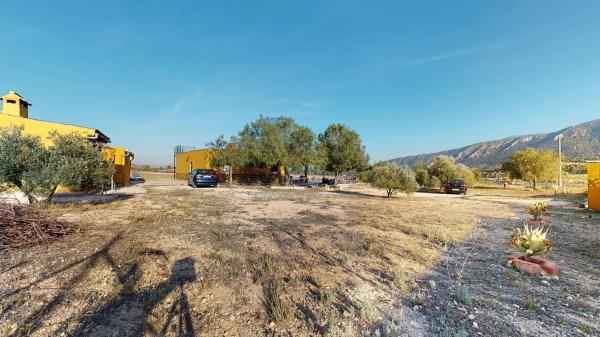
[0,90,31,118]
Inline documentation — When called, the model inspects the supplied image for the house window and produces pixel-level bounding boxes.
[6,99,16,104]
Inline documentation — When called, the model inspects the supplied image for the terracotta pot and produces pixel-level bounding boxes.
[508,253,559,276]
[524,219,545,226]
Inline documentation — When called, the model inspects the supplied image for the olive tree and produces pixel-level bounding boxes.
[288,125,319,181]
[0,126,52,203]
[427,155,457,186]
[426,155,477,187]
[238,116,297,171]
[365,162,418,198]
[414,160,430,187]
[207,135,246,187]
[46,132,115,201]
[0,127,114,203]
[502,147,558,189]
[318,123,369,184]
[455,163,476,187]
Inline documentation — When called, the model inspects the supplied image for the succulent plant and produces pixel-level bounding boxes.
[510,224,551,256]
[526,201,549,221]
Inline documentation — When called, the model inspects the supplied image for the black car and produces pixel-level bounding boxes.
[444,180,468,194]
[130,172,145,182]
[188,169,219,187]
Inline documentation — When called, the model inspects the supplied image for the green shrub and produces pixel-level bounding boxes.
[365,162,418,198]
[525,201,549,221]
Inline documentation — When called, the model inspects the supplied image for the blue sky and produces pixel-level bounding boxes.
[1,1,599,165]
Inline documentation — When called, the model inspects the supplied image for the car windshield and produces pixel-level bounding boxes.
[196,169,215,174]
[449,180,464,186]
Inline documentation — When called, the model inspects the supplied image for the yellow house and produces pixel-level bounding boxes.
[0,90,133,185]
[588,161,600,210]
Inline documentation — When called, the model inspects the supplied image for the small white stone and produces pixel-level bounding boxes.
[473,322,479,329]
[541,280,549,285]
[468,314,475,320]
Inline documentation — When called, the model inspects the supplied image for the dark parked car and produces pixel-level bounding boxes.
[188,169,219,187]
[444,179,468,194]
[130,172,145,182]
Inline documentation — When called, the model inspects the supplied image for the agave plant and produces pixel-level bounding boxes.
[510,224,551,256]
[526,201,549,221]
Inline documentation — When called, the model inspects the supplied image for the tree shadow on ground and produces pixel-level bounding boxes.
[6,232,198,337]
[329,189,390,199]
[70,258,197,337]
[51,192,134,205]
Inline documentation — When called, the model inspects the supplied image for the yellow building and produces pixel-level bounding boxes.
[588,161,600,210]
[0,90,133,185]
[175,147,213,179]
[102,146,134,185]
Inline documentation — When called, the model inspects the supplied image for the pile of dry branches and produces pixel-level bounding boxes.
[0,203,78,251]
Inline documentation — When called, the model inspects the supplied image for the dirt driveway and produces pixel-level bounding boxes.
[0,180,597,336]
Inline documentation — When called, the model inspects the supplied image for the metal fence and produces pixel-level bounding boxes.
[173,145,197,155]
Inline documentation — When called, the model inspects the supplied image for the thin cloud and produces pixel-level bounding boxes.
[407,43,510,67]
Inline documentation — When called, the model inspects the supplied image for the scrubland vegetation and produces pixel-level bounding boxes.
[1,117,597,337]
[0,181,505,336]
[1,177,598,336]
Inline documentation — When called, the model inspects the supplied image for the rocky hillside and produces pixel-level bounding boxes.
[389,119,600,167]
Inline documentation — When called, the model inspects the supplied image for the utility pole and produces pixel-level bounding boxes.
[554,133,563,189]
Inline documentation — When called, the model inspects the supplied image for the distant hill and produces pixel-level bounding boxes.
[389,119,600,167]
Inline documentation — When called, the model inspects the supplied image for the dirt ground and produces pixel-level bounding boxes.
[0,178,598,337]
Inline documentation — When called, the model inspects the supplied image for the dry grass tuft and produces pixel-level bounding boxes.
[264,279,295,322]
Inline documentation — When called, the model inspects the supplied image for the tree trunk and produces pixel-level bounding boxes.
[45,185,58,203]
[533,179,537,190]
[229,166,233,188]
[304,164,309,183]
[334,172,339,185]
[387,189,393,198]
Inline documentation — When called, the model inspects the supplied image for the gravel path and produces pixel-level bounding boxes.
[397,198,600,337]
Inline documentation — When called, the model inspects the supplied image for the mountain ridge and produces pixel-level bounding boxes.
[388,119,600,167]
